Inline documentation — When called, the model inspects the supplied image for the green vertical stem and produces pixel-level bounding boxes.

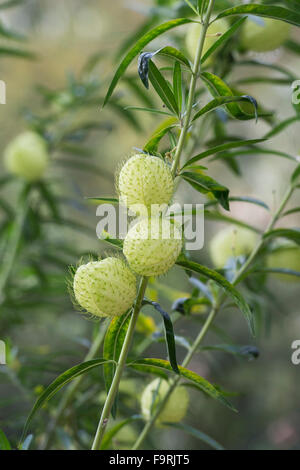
[91,276,148,450]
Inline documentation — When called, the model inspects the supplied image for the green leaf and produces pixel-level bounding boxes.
[292,164,300,184]
[86,196,119,205]
[176,256,255,335]
[214,4,300,27]
[181,171,230,211]
[192,96,258,123]
[128,358,236,411]
[144,124,177,153]
[228,196,270,211]
[100,415,142,450]
[200,72,258,120]
[0,20,25,40]
[182,139,265,168]
[148,61,179,115]
[201,344,259,360]
[282,207,300,217]
[204,210,261,234]
[142,300,179,374]
[247,267,300,279]
[103,312,132,416]
[0,0,25,10]
[173,61,182,112]
[263,228,300,245]
[0,429,11,450]
[211,147,297,163]
[201,16,247,64]
[264,116,300,139]
[0,46,36,59]
[103,18,192,106]
[100,230,124,250]
[165,422,225,450]
[22,358,111,440]
[157,46,191,69]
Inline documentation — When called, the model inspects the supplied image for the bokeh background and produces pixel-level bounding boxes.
[0,0,300,450]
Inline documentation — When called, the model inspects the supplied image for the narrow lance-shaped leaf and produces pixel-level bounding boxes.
[143,124,177,154]
[165,422,225,450]
[103,18,192,106]
[173,61,182,113]
[0,429,11,450]
[100,416,142,450]
[22,358,112,440]
[201,16,247,64]
[214,4,300,27]
[142,300,179,374]
[181,171,230,211]
[192,96,258,123]
[148,60,179,115]
[176,255,255,336]
[128,358,237,411]
[263,228,300,245]
[182,138,266,168]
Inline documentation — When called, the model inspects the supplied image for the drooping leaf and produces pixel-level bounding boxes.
[192,96,258,123]
[181,171,230,211]
[263,228,300,245]
[128,358,236,411]
[103,18,192,106]
[214,4,300,27]
[201,344,259,360]
[176,256,255,336]
[148,61,179,115]
[142,300,179,374]
[22,358,111,440]
[200,72,258,120]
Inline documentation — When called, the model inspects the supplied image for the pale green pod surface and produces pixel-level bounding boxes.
[141,379,189,426]
[118,154,174,215]
[123,217,182,277]
[209,225,258,268]
[4,131,49,182]
[186,19,229,63]
[73,258,137,317]
[266,244,300,283]
[241,17,291,52]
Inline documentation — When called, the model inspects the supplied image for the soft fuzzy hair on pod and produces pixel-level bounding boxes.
[71,256,137,318]
[123,217,182,277]
[116,154,174,216]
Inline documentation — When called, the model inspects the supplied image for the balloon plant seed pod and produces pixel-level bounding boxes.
[73,257,137,318]
[186,18,229,64]
[141,379,189,426]
[117,154,174,216]
[123,217,183,277]
[209,225,258,268]
[4,131,49,182]
[241,16,291,52]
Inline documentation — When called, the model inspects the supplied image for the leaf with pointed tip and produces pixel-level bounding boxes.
[182,139,265,168]
[181,171,230,211]
[22,358,112,440]
[165,423,225,450]
[103,18,192,106]
[214,4,300,26]
[144,124,177,153]
[100,415,142,450]
[142,300,179,374]
[192,96,258,123]
[0,429,11,450]
[176,256,255,336]
[264,116,300,139]
[201,16,247,64]
[263,228,300,245]
[148,61,179,115]
[127,358,236,411]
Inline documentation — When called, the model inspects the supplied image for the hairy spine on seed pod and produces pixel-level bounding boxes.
[117,154,174,215]
[123,217,183,277]
[73,257,137,318]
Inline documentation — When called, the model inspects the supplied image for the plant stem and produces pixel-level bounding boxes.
[171,0,215,177]
[132,182,295,450]
[40,318,110,450]
[91,276,148,450]
[0,183,29,303]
